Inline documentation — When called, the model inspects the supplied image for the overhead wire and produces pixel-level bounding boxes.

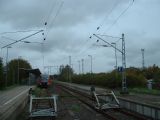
[44,1,64,40]
[94,33,123,50]
[96,0,119,31]
[41,1,64,71]
[1,30,44,49]
[41,0,60,72]
[59,0,134,72]
[97,0,135,53]
[0,30,42,35]
[45,0,58,26]
[104,0,134,33]
[95,34,121,39]
[86,0,134,58]
[42,0,58,40]
[44,0,133,67]
[49,1,64,28]
[62,1,118,60]
[74,0,120,58]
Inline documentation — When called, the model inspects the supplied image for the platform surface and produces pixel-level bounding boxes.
[0,85,34,115]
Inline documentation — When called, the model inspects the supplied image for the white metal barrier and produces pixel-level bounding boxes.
[29,95,58,118]
[93,91,120,110]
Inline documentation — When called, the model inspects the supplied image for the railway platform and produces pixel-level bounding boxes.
[0,85,34,120]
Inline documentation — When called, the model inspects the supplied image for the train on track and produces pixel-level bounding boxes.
[37,74,53,88]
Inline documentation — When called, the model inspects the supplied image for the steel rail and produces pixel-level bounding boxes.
[58,84,148,120]
[58,85,116,120]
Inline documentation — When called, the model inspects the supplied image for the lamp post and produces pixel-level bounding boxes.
[78,60,81,74]
[81,59,84,74]
[69,56,72,83]
[88,55,93,85]
[88,55,92,74]
[141,49,145,69]
[17,56,22,84]
[111,42,117,70]
[6,46,12,87]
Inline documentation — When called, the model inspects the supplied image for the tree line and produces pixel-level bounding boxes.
[58,64,160,89]
[0,58,31,89]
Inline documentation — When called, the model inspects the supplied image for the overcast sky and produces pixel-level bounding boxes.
[0,0,160,74]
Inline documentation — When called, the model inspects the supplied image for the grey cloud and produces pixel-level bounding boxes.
[0,0,160,73]
[0,0,130,29]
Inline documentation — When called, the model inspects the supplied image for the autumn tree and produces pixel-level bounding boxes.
[7,58,32,86]
[0,58,4,89]
[59,65,73,82]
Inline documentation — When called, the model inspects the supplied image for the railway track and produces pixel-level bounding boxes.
[28,88,57,120]
[58,84,151,120]
[17,84,152,120]
[33,90,53,110]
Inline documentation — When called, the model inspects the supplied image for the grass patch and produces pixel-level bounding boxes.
[32,87,51,97]
[130,87,160,95]
[71,104,81,112]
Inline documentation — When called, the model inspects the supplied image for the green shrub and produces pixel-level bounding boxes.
[60,67,147,89]
[126,71,146,88]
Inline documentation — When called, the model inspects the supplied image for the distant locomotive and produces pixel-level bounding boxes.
[37,74,52,88]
